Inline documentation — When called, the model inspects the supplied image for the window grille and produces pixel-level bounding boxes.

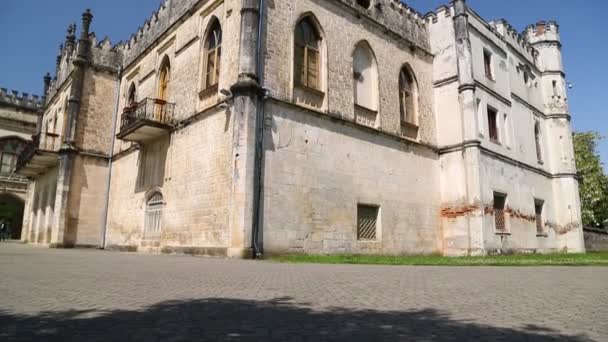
[357,204,379,240]
[145,192,163,238]
[494,193,506,232]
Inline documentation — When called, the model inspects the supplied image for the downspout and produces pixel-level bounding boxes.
[251,0,266,259]
[100,66,123,249]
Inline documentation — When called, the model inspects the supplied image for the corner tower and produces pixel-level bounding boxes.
[526,21,584,252]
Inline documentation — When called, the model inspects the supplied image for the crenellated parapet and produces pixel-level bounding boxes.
[334,0,430,52]
[0,88,43,111]
[524,21,560,45]
[122,0,200,67]
[489,19,539,64]
[423,3,454,24]
[45,23,123,105]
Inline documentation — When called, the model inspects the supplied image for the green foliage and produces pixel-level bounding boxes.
[573,132,608,228]
[271,252,608,266]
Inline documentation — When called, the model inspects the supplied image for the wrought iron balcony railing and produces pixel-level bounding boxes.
[121,98,175,130]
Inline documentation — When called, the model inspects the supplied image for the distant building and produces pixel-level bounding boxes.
[0,88,40,239]
[15,0,585,256]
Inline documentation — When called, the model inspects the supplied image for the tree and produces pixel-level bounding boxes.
[573,131,608,228]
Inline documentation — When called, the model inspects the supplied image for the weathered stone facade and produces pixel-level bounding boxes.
[16,0,585,256]
[0,89,39,239]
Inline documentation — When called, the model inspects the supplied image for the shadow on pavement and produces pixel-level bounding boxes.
[0,297,592,341]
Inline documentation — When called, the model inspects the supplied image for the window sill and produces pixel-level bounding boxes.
[489,138,501,146]
[294,84,325,97]
[537,160,544,165]
[485,75,496,82]
[354,104,378,114]
[199,84,219,99]
[495,231,511,236]
[357,239,380,243]
[536,233,548,238]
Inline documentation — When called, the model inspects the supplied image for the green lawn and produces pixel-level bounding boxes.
[270,252,608,266]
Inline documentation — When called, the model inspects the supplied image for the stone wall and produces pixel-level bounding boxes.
[262,101,442,255]
[263,0,435,144]
[583,228,608,252]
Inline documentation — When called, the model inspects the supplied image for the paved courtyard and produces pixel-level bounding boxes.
[0,243,606,341]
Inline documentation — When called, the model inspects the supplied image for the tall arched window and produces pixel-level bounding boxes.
[203,19,222,90]
[62,97,69,141]
[294,16,322,90]
[399,66,418,125]
[353,42,378,111]
[127,83,137,107]
[534,121,543,163]
[158,57,171,101]
[144,192,163,237]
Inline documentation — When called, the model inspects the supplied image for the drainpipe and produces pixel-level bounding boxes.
[251,0,266,259]
[100,66,123,249]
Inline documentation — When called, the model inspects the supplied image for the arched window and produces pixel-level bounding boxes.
[353,42,378,111]
[203,19,222,90]
[399,66,418,125]
[62,97,69,141]
[294,17,322,90]
[158,57,171,101]
[534,121,543,163]
[127,83,137,107]
[144,192,163,237]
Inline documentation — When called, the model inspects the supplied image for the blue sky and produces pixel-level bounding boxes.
[1,0,606,168]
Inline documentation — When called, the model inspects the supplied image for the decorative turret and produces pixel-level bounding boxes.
[64,23,76,56]
[76,9,93,64]
[43,73,52,100]
[525,21,562,73]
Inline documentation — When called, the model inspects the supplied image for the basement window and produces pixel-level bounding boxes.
[493,193,507,233]
[357,204,379,240]
[487,106,499,143]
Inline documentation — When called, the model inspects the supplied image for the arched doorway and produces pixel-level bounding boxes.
[0,193,25,239]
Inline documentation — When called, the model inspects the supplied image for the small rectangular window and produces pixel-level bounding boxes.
[357,204,379,240]
[484,50,493,80]
[493,193,507,232]
[535,200,544,234]
[0,153,17,174]
[487,106,499,143]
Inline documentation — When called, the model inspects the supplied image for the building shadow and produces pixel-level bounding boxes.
[0,297,593,341]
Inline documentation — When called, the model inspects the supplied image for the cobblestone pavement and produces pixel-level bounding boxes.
[0,243,606,341]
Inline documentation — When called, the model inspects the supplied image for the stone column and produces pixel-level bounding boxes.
[227,0,262,258]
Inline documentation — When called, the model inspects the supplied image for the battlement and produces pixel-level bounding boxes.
[525,21,560,45]
[489,19,539,63]
[122,0,200,67]
[423,3,454,24]
[0,88,43,111]
[46,17,123,104]
[331,0,430,52]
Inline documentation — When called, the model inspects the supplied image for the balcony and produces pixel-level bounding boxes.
[15,132,62,177]
[116,98,176,142]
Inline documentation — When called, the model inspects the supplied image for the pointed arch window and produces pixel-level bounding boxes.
[294,17,321,90]
[399,67,418,125]
[353,42,378,111]
[204,20,222,90]
[127,83,137,107]
[158,57,171,102]
[144,192,163,238]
